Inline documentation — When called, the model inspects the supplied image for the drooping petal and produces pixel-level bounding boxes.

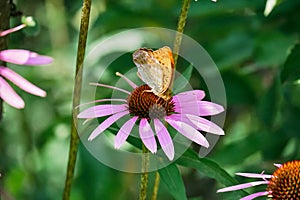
[88,110,129,141]
[139,118,157,153]
[0,49,53,65]
[174,99,199,115]
[217,181,269,193]
[174,100,224,116]
[165,116,209,148]
[236,172,272,179]
[196,101,224,115]
[115,116,138,149]
[173,90,205,102]
[241,191,269,200]
[168,113,200,129]
[172,90,204,116]
[169,113,224,136]
[0,77,24,109]
[154,119,174,160]
[186,114,224,135]
[0,66,46,97]
[78,104,128,118]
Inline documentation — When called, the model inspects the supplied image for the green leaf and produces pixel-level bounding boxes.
[254,32,296,68]
[256,75,281,127]
[173,64,193,93]
[222,71,257,106]
[176,149,247,197]
[159,163,187,200]
[281,44,300,82]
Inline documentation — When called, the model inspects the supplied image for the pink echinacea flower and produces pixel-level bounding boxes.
[217,160,300,200]
[0,26,53,109]
[78,72,225,160]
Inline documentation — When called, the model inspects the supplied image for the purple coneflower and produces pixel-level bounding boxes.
[0,25,53,109]
[217,160,300,200]
[78,72,224,160]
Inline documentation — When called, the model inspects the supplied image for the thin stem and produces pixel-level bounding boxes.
[173,0,191,67]
[150,172,160,200]
[62,0,91,199]
[139,144,150,200]
[149,1,191,198]
[0,0,10,121]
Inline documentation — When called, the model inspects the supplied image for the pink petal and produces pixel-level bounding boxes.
[165,117,209,148]
[169,114,224,135]
[0,24,26,37]
[90,83,131,95]
[274,163,282,168]
[173,90,205,101]
[0,77,24,109]
[78,104,128,118]
[241,191,269,200]
[217,181,269,193]
[115,116,138,149]
[197,101,224,116]
[0,49,53,65]
[88,110,129,141]
[139,119,157,153]
[236,172,272,179]
[174,100,224,116]
[116,72,138,89]
[154,119,174,160]
[0,66,46,97]
[186,114,224,135]
[174,99,199,115]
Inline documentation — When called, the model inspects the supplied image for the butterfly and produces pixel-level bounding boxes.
[132,46,175,100]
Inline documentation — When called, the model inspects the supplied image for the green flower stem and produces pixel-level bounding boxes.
[173,0,191,67]
[62,0,91,199]
[0,0,10,121]
[150,172,160,200]
[150,1,191,198]
[139,144,150,200]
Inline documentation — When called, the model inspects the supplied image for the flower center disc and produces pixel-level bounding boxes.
[128,85,175,119]
[267,160,300,199]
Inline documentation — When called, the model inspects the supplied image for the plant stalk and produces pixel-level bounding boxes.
[173,0,191,67]
[0,0,10,121]
[139,144,150,200]
[151,1,191,198]
[62,0,91,199]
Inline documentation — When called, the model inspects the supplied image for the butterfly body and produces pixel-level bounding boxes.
[132,46,174,100]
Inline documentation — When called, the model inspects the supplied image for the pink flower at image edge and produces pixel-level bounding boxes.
[0,49,53,109]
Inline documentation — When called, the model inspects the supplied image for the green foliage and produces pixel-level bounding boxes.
[159,164,187,200]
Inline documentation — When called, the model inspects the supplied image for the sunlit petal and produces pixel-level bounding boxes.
[0,66,46,97]
[139,119,157,153]
[241,191,269,200]
[165,116,209,147]
[154,119,174,160]
[88,110,129,141]
[78,104,128,118]
[115,116,138,149]
[236,172,272,179]
[0,77,24,109]
[0,49,53,65]
[217,181,269,193]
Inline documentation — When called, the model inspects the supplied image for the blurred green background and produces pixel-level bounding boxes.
[1,0,300,199]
